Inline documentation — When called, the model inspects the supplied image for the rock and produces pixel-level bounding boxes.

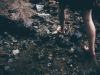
[0,40,3,44]
[45,29,50,34]
[8,9,17,13]
[48,56,52,60]
[82,71,86,75]
[70,32,82,43]
[94,44,99,52]
[97,33,100,38]
[65,21,70,24]
[70,64,73,67]
[21,2,33,8]
[36,4,44,11]
[73,21,78,25]
[11,37,18,43]
[70,35,77,43]
[52,30,57,34]
[36,13,51,18]
[69,47,74,54]
[47,63,51,67]
[24,21,32,28]
[37,29,42,32]
[3,41,10,45]
[69,18,73,21]
[12,49,20,55]
[66,59,73,65]
[39,30,50,42]
[66,15,69,18]
[56,37,73,48]
[15,56,19,60]
[8,58,13,63]
[54,68,57,72]
[76,41,82,46]
[0,47,3,51]
[96,40,100,47]
[9,54,14,58]
[38,54,44,59]
[34,40,42,45]
[32,21,39,26]
[33,26,38,29]
[75,32,82,38]
[4,66,10,71]
[74,11,80,16]
[76,17,82,22]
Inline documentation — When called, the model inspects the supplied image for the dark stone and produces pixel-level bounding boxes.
[32,21,39,26]
[96,40,100,47]
[66,59,73,65]
[34,40,42,46]
[94,44,99,52]
[55,37,73,48]
[39,31,50,42]
[76,41,82,46]
[73,21,78,25]
[8,10,17,13]
[65,22,70,24]
[70,32,82,43]
[70,35,77,43]
[69,18,73,21]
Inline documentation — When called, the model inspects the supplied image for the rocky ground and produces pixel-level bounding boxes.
[0,0,100,75]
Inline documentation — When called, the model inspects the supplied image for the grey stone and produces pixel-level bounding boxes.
[4,66,10,71]
[8,58,13,63]
[48,56,52,60]
[38,54,44,59]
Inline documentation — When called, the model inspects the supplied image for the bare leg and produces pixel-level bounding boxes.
[82,9,95,56]
[57,4,66,34]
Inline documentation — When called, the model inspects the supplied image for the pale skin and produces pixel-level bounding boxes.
[57,4,95,56]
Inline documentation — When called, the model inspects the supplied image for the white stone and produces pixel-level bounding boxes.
[36,4,44,11]
[36,13,51,18]
[12,49,20,55]
[52,30,57,34]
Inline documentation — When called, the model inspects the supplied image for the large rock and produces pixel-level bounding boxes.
[0,0,35,23]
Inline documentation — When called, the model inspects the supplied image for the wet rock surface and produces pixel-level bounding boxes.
[0,0,100,75]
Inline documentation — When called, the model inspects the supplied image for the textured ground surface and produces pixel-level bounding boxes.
[0,0,100,75]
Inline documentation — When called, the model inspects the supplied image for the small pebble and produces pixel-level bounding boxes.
[70,64,73,67]
[47,63,51,67]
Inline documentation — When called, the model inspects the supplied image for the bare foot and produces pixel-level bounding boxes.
[84,45,95,56]
[57,27,65,34]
